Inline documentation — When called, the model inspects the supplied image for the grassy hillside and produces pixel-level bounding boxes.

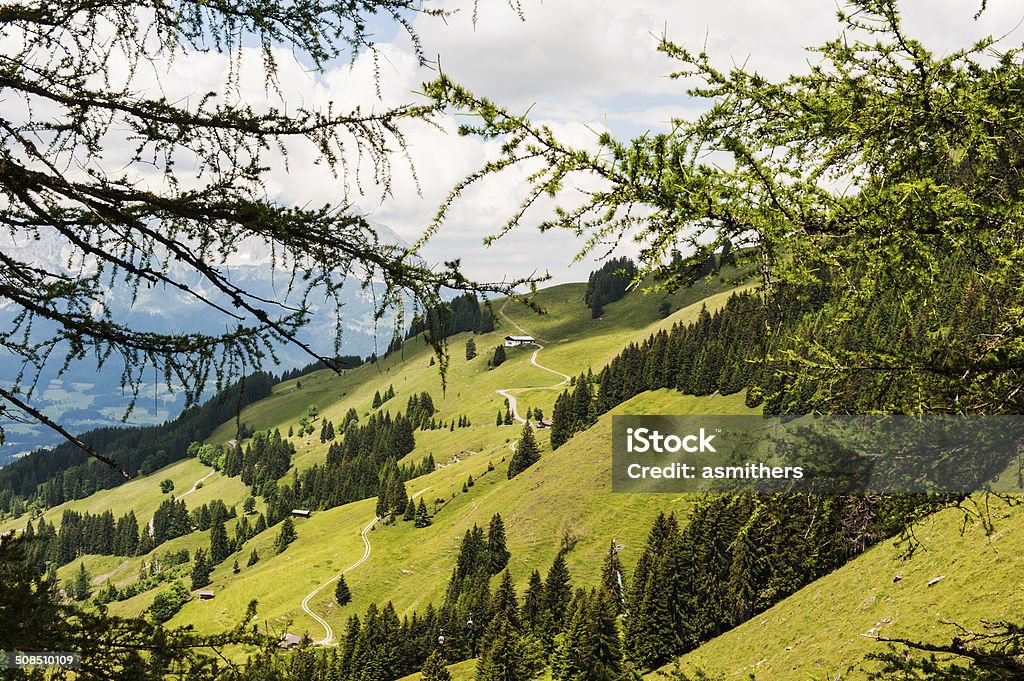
[662,496,1024,681]
[3,278,753,646]
[0,456,248,535]
[170,389,754,638]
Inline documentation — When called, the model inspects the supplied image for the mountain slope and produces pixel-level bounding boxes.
[663,497,1024,681]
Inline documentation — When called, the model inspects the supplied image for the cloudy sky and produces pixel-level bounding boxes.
[176,0,1024,286]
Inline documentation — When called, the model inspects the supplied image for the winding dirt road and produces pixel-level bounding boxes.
[301,487,431,645]
[495,301,571,423]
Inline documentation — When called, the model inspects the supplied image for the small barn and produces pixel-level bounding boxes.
[504,335,535,347]
[279,634,303,650]
[291,509,312,519]
[537,419,553,429]
[197,590,215,600]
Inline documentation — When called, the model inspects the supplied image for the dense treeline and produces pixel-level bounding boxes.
[279,355,363,383]
[584,256,637,318]
[622,496,940,669]
[550,290,815,448]
[757,253,1024,415]
[0,373,275,513]
[259,411,425,525]
[19,510,140,572]
[16,496,248,579]
[405,293,495,341]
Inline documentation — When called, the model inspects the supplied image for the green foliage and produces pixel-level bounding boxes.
[68,562,91,602]
[492,345,507,367]
[415,499,431,528]
[421,650,453,681]
[428,1,1024,416]
[551,589,624,681]
[149,581,190,624]
[863,622,1024,680]
[585,257,637,313]
[159,479,174,494]
[507,423,540,479]
[209,515,230,565]
[275,516,297,554]
[191,548,212,590]
[466,338,478,360]
[335,574,352,606]
[475,614,546,681]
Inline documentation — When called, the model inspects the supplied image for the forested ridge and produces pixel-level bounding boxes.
[0,373,275,514]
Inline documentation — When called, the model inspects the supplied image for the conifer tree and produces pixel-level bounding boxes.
[477,310,496,334]
[486,514,511,574]
[415,499,431,528]
[551,589,623,681]
[521,570,546,634]
[504,408,514,425]
[544,553,572,635]
[623,513,683,669]
[421,650,452,681]
[403,501,416,522]
[466,338,478,360]
[497,410,504,427]
[492,570,520,630]
[69,562,91,601]
[492,345,507,367]
[549,391,572,449]
[475,614,544,681]
[570,378,594,430]
[335,574,352,606]
[372,391,382,409]
[247,549,260,567]
[391,479,410,517]
[508,423,540,479]
[275,516,297,554]
[600,541,626,614]
[190,549,212,590]
[209,515,230,565]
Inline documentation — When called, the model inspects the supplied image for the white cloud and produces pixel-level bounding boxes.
[11,1,1024,288]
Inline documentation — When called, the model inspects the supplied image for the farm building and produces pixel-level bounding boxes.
[197,590,215,600]
[504,335,535,347]
[279,634,303,649]
[291,509,312,518]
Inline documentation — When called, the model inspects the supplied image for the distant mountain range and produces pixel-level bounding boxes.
[0,225,407,463]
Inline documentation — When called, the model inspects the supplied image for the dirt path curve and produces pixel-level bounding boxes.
[301,487,432,645]
[495,300,571,423]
